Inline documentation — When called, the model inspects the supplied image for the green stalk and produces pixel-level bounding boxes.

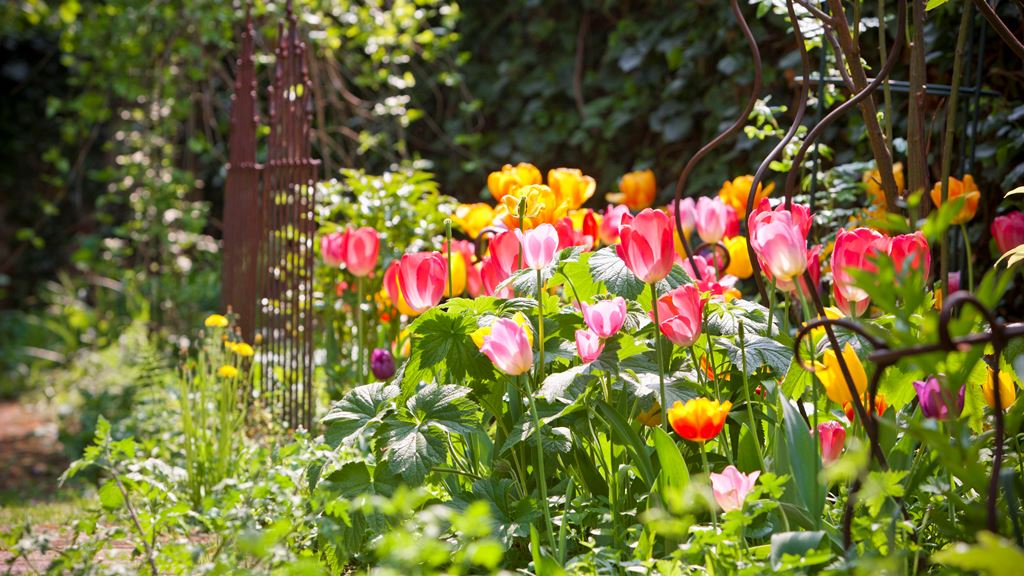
[356,275,365,386]
[559,477,575,564]
[738,322,766,471]
[939,2,974,296]
[536,269,545,383]
[524,374,556,550]
[799,293,821,530]
[650,282,668,430]
[445,219,455,298]
[700,442,718,528]
[960,224,975,293]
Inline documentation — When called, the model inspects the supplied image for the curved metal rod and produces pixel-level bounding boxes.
[672,0,762,281]
[474,227,503,263]
[938,290,1001,350]
[793,317,888,371]
[745,0,812,304]
[972,0,1024,60]
[693,241,732,275]
[783,0,907,205]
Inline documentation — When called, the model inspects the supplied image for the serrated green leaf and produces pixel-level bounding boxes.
[322,383,400,447]
[407,384,477,435]
[98,481,124,510]
[589,246,646,299]
[383,421,446,484]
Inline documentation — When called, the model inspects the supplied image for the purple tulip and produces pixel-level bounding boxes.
[913,376,965,420]
[370,348,396,380]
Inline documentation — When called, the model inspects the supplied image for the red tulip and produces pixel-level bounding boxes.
[617,208,675,283]
[489,229,522,275]
[340,227,380,277]
[395,252,447,313]
[817,421,846,464]
[652,284,706,347]
[832,228,891,310]
[992,211,1024,254]
[480,256,513,298]
[555,217,589,251]
[321,232,346,267]
[888,232,931,276]
[581,210,599,248]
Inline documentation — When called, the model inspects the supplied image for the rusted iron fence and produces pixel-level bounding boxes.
[223,1,318,430]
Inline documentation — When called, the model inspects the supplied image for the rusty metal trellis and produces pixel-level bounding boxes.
[223,0,319,430]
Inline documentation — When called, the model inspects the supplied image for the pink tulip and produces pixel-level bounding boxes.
[709,465,760,512]
[518,223,560,270]
[396,252,447,313]
[652,284,706,347]
[582,297,627,339]
[575,329,605,363]
[888,232,931,276]
[480,317,534,375]
[599,205,634,245]
[749,210,808,284]
[668,197,697,239]
[992,211,1024,254]
[338,227,380,277]
[817,421,846,464]
[321,232,346,267]
[681,253,718,284]
[748,198,812,239]
[832,227,891,308]
[695,197,736,244]
[617,208,675,283]
[948,271,961,294]
[833,280,869,316]
[489,229,522,275]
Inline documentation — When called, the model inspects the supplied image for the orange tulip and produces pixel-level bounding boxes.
[495,184,568,230]
[487,163,542,201]
[844,392,887,423]
[607,169,656,210]
[718,175,774,218]
[862,163,905,208]
[930,175,980,225]
[667,397,732,442]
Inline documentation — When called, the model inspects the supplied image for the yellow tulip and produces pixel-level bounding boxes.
[452,203,496,239]
[862,163,904,208]
[548,168,596,210]
[217,365,239,378]
[205,314,229,328]
[723,236,753,279]
[814,344,868,406]
[606,169,656,210]
[495,184,568,230]
[718,175,774,218]
[637,402,662,427]
[487,163,542,201]
[930,174,980,225]
[983,367,1017,410]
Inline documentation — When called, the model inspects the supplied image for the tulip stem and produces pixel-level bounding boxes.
[536,269,545,384]
[960,223,974,293]
[523,374,556,551]
[356,275,365,387]
[650,282,668,430]
[738,322,766,472]
[700,441,718,528]
[799,293,821,531]
[445,219,454,299]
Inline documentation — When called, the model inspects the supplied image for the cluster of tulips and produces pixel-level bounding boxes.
[318,159,1024,523]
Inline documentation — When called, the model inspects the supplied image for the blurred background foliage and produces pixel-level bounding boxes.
[1,0,1022,398]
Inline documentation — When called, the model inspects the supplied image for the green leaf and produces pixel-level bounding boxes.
[859,470,907,516]
[407,384,477,435]
[98,481,124,510]
[774,393,824,523]
[537,364,593,402]
[408,307,496,383]
[770,531,826,570]
[594,400,655,488]
[589,246,646,299]
[322,383,400,447]
[720,335,792,377]
[530,525,565,576]
[925,0,950,10]
[933,531,1024,576]
[383,421,447,484]
[651,427,690,498]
